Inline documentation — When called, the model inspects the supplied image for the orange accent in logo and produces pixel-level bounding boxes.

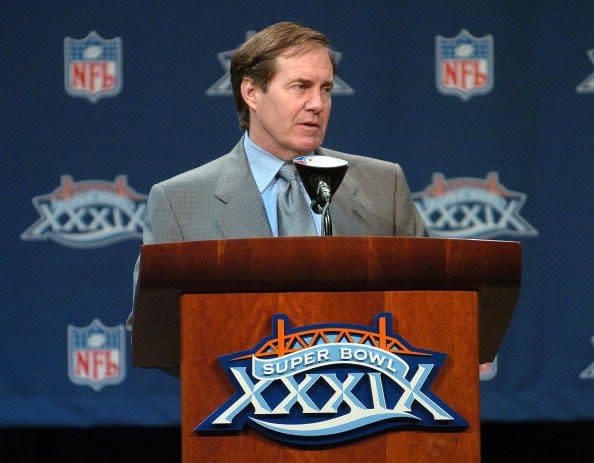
[234,315,430,360]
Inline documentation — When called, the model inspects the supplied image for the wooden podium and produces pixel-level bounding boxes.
[132,236,521,463]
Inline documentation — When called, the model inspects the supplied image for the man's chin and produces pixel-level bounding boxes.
[292,138,324,156]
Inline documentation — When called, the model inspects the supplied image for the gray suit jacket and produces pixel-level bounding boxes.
[142,138,426,244]
[128,138,426,332]
[127,139,426,329]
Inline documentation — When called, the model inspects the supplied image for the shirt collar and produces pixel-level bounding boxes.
[243,132,286,193]
[243,132,316,193]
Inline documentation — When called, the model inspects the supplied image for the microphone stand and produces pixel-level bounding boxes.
[321,203,332,236]
[314,180,333,236]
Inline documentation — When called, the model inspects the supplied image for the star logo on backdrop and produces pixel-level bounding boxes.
[206,31,354,96]
[579,335,594,379]
[576,49,594,94]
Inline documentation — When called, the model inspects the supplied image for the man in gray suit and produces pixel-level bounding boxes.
[142,21,425,246]
[129,22,425,329]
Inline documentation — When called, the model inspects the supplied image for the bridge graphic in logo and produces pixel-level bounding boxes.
[197,313,467,446]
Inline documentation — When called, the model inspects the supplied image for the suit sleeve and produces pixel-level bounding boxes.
[393,163,428,237]
[127,183,184,332]
[144,183,184,243]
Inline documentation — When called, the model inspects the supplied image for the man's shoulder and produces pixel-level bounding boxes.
[158,154,229,188]
[157,141,242,190]
[318,147,400,171]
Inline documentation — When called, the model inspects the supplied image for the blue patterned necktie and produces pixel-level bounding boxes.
[276,163,317,236]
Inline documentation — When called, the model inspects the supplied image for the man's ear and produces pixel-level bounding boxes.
[240,77,260,111]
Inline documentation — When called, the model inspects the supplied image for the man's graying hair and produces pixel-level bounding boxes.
[230,22,336,130]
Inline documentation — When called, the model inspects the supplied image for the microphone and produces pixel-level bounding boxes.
[316,180,332,209]
[293,155,349,236]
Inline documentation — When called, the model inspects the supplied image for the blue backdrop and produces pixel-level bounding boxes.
[3,1,593,426]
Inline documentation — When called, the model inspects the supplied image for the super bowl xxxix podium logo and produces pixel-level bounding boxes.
[197,313,467,446]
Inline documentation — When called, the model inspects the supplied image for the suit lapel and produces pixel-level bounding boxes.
[212,142,372,238]
[316,148,372,236]
[330,174,372,236]
[214,140,273,238]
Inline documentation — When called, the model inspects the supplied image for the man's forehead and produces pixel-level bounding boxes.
[274,46,334,78]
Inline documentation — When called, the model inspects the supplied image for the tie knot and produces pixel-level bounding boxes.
[277,163,298,182]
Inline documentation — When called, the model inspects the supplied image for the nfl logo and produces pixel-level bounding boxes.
[64,31,122,102]
[68,319,126,391]
[436,29,493,100]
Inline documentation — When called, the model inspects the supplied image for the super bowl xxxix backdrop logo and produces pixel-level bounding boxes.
[436,29,493,100]
[21,175,147,248]
[68,319,126,391]
[413,172,538,239]
[64,31,122,102]
[197,313,467,446]
[206,31,354,96]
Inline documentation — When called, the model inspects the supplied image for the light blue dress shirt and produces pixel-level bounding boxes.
[243,133,321,236]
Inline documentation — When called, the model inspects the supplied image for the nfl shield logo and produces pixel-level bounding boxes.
[436,29,493,100]
[68,319,126,391]
[64,31,122,102]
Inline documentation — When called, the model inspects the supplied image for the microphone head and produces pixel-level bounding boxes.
[293,155,349,205]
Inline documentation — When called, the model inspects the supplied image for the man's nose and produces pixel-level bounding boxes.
[304,90,325,112]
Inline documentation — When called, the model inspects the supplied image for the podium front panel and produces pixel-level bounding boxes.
[180,290,480,463]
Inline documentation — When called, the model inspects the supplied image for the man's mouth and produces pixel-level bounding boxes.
[299,122,320,128]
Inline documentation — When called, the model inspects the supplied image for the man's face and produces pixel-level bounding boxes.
[245,46,334,160]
